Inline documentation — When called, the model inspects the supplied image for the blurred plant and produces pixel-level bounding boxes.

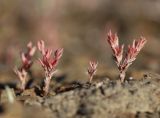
[87,61,98,83]
[37,40,63,95]
[14,42,36,91]
[106,30,147,83]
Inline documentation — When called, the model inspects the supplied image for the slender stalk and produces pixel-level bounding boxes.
[89,76,93,83]
[21,78,26,91]
[43,76,51,95]
[120,71,126,83]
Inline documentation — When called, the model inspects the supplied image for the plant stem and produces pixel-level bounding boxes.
[89,76,93,83]
[120,71,126,83]
[43,76,51,95]
[21,79,26,91]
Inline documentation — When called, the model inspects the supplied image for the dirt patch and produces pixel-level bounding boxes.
[0,72,160,118]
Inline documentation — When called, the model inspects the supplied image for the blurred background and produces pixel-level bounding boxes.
[0,0,160,82]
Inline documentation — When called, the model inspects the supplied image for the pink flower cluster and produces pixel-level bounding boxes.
[107,30,147,83]
[14,42,36,90]
[37,40,63,95]
[87,61,98,83]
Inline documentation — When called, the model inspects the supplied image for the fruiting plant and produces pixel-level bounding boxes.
[87,61,98,83]
[37,40,63,95]
[106,30,147,83]
[14,42,36,91]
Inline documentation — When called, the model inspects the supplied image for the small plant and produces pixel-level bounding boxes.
[87,61,98,83]
[106,30,147,83]
[37,40,63,95]
[14,42,36,91]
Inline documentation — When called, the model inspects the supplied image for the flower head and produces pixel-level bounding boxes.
[87,60,98,83]
[38,40,63,78]
[20,41,36,71]
[107,30,124,66]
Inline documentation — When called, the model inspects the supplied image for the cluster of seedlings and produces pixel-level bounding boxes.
[14,30,146,96]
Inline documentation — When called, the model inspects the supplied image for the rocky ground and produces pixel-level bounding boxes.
[0,72,160,118]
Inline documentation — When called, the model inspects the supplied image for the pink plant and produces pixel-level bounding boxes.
[106,30,147,83]
[14,42,36,91]
[87,61,98,83]
[37,40,63,95]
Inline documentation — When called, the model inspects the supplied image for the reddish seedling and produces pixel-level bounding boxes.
[37,40,63,95]
[87,61,98,83]
[14,42,36,91]
[106,30,147,83]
